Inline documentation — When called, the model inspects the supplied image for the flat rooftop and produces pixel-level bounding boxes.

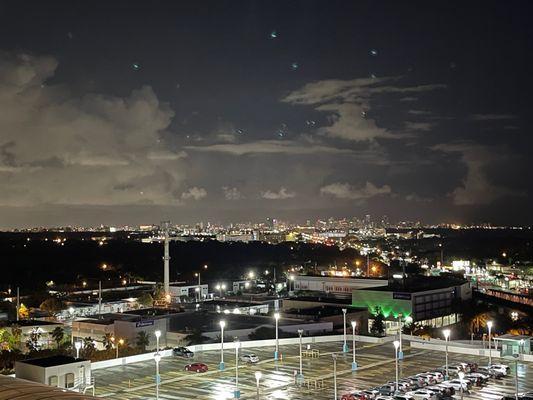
[362,275,467,293]
[18,355,86,367]
[1,319,62,327]
[286,296,353,304]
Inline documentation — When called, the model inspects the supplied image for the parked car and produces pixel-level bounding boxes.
[377,385,396,396]
[489,364,510,375]
[184,363,208,373]
[173,346,194,358]
[405,389,438,400]
[375,396,393,400]
[240,353,259,363]
[465,372,489,386]
[392,395,414,400]
[341,391,370,400]
[362,389,380,399]
[441,379,470,391]
[478,366,504,379]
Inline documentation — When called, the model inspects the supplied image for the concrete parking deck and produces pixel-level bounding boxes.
[92,342,532,400]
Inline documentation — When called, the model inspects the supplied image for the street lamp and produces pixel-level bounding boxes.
[487,320,493,366]
[234,339,240,399]
[398,313,404,360]
[404,316,413,335]
[155,330,161,353]
[297,329,304,382]
[351,321,357,371]
[342,308,348,352]
[332,353,338,400]
[254,371,262,399]
[74,341,82,359]
[154,352,161,400]
[219,320,226,370]
[457,371,464,400]
[116,338,124,359]
[274,312,280,360]
[393,340,400,393]
[443,329,451,380]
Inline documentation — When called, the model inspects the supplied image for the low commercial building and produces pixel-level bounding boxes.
[2,320,64,352]
[0,374,97,399]
[292,275,388,297]
[351,276,472,333]
[15,355,91,390]
[168,283,209,302]
[494,334,531,357]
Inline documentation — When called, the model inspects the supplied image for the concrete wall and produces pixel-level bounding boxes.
[15,359,90,389]
[114,318,168,350]
[92,334,392,370]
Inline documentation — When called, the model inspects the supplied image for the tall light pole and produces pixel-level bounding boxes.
[234,339,240,399]
[458,371,464,400]
[487,321,493,366]
[297,329,304,382]
[393,340,400,393]
[155,330,161,353]
[443,329,451,380]
[514,356,519,400]
[154,352,161,400]
[75,341,82,359]
[351,321,357,371]
[116,338,124,359]
[274,312,280,361]
[254,371,262,400]
[342,308,348,353]
[333,353,338,400]
[219,320,226,370]
[398,313,404,360]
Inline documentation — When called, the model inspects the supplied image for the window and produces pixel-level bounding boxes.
[48,375,58,386]
[65,373,75,388]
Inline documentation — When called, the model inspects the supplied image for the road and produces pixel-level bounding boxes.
[92,341,533,400]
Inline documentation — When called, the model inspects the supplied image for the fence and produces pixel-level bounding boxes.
[92,334,390,370]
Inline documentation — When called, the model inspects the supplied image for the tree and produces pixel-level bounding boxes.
[26,328,41,352]
[370,306,385,336]
[184,329,208,345]
[135,331,150,352]
[102,333,114,350]
[40,298,64,314]
[51,327,64,349]
[137,292,153,308]
[81,337,96,358]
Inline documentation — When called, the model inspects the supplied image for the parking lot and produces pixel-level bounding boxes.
[92,341,533,400]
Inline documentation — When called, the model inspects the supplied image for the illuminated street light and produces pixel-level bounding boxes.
[116,338,124,358]
[393,340,400,393]
[487,321,493,366]
[219,320,226,370]
[342,308,348,353]
[332,353,338,400]
[443,329,451,380]
[248,271,255,279]
[74,341,82,359]
[297,329,304,382]
[155,330,161,353]
[274,312,280,360]
[351,321,357,371]
[398,313,404,359]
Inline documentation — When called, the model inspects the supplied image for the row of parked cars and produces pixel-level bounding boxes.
[341,362,511,400]
[172,346,260,373]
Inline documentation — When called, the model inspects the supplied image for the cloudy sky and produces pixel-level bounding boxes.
[0,0,532,227]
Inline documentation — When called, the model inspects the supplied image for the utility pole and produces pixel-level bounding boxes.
[16,287,20,321]
[98,281,102,318]
[162,221,171,298]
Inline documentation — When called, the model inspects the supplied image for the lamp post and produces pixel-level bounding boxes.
[116,338,124,359]
[342,308,348,353]
[393,340,400,393]
[398,313,404,360]
[487,321,493,366]
[274,312,280,360]
[155,330,161,353]
[219,320,226,370]
[514,356,519,400]
[443,329,450,380]
[333,353,338,400]
[351,321,357,371]
[75,341,82,359]
[297,329,304,382]
[234,339,240,399]
[254,371,262,400]
[154,352,161,400]
[458,371,464,400]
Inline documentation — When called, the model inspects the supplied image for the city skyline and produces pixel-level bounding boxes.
[1,1,532,228]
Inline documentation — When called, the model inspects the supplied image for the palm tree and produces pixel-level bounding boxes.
[135,331,150,352]
[51,327,64,349]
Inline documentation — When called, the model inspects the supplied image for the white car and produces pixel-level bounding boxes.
[489,364,509,375]
[240,353,259,363]
[441,379,469,391]
[405,390,438,400]
[375,396,393,400]
[392,395,414,400]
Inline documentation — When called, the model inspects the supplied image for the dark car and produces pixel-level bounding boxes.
[173,346,194,358]
[184,362,208,373]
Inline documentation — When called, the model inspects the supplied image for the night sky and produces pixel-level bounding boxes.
[0,1,532,228]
